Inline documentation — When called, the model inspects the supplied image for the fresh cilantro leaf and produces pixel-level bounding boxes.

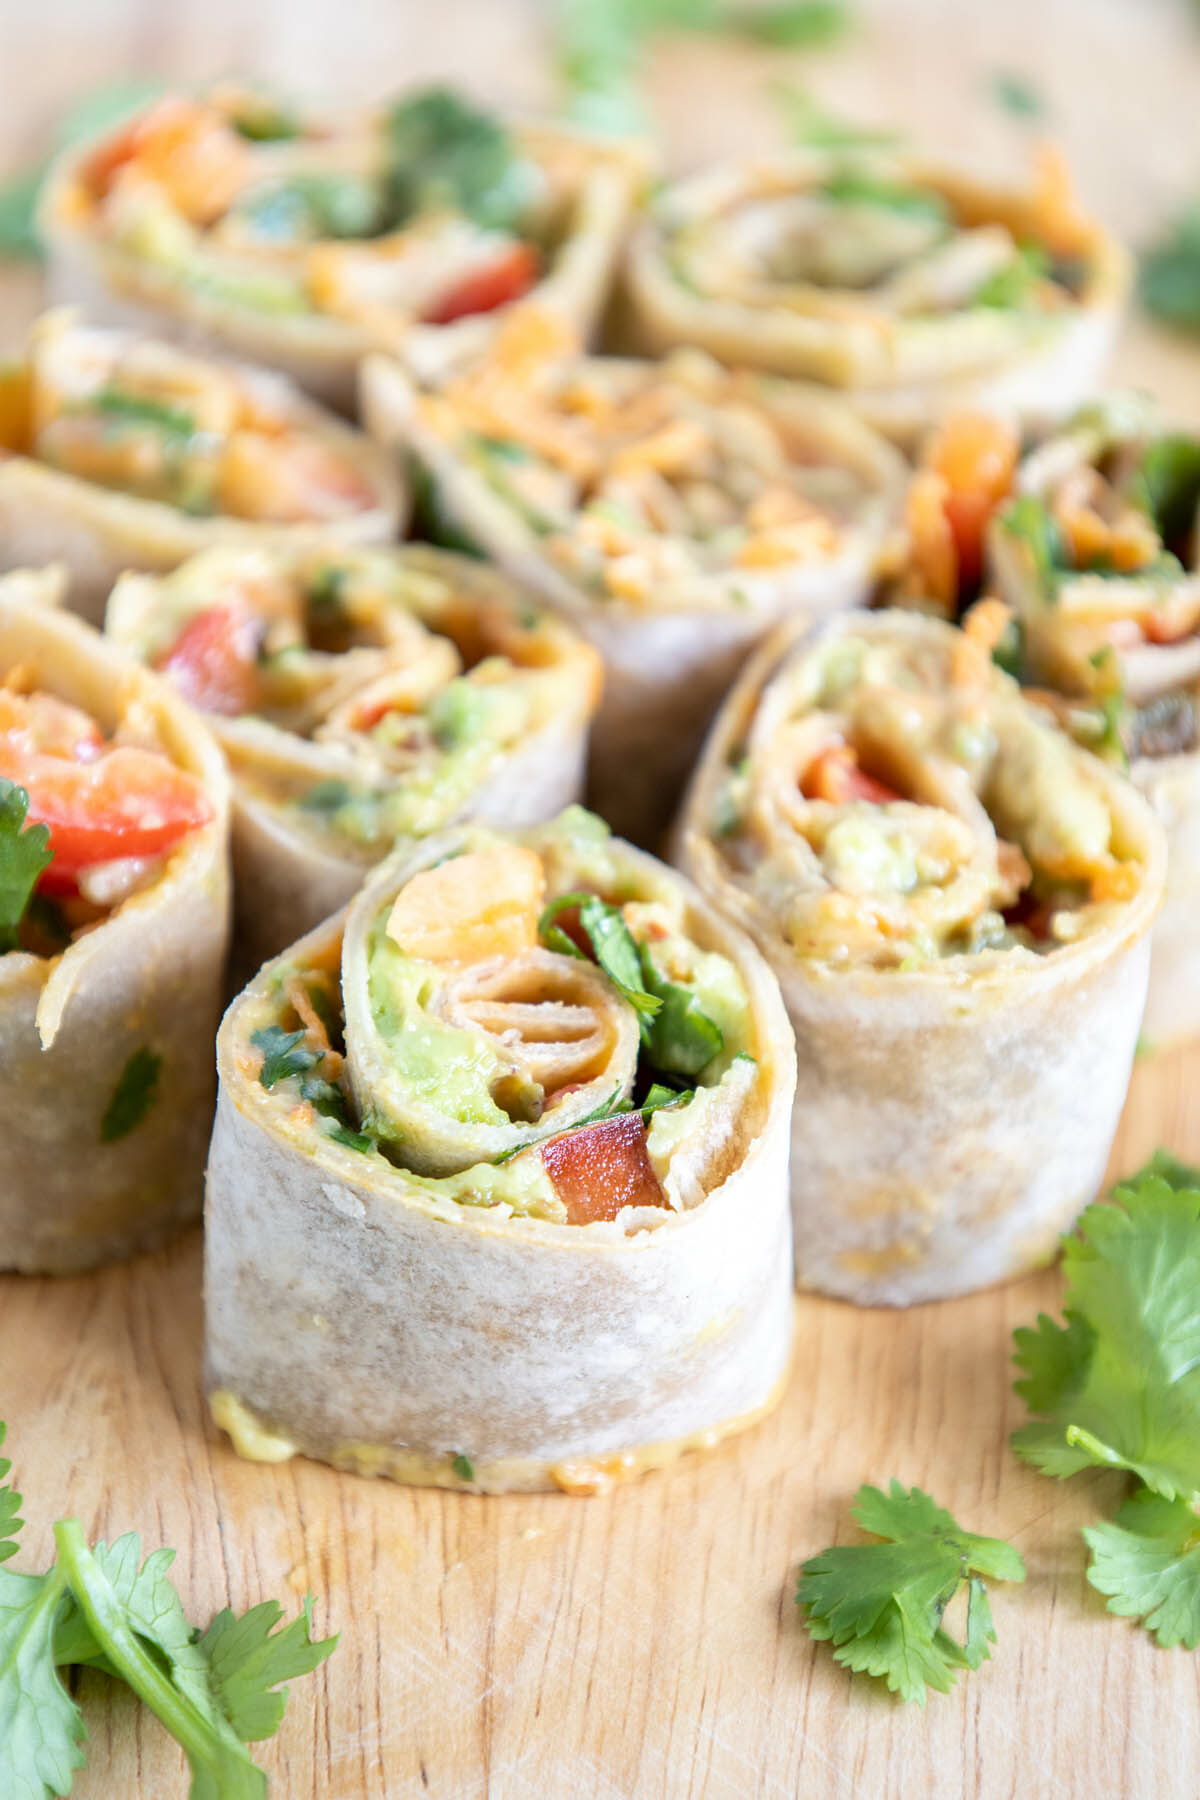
[770,84,900,149]
[0,1425,22,1565]
[988,70,1046,119]
[796,1482,1025,1704]
[252,1026,322,1090]
[539,893,662,1022]
[997,494,1068,590]
[0,1424,338,1799]
[53,1536,211,1708]
[0,780,53,952]
[52,1521,267,1800]
[100,1046,162,1144]
[1128,434,1200,549]
[820,170,949,223]
[383,89,524,233]
[1148,1148,1200,1190]
[452,1454,475,1482]
[639,946,723,1078]
[1011,1165,1200,1501]
[1083,1489,1200,1650]
[1141,203,1200,334]
[93,387,196,439]
[0,1564,86,1799]
[196,1595,337,1744]
[734,2,850,47]
[975,241,1051,309]
[327,1122,374,1154]
[639,1082,693,1115]
[297,778,354,814]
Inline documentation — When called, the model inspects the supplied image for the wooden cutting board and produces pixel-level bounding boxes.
[4,2,1200,1793]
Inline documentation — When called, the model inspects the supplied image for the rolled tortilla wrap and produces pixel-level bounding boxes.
[676,608,1165,1306]
[106,542,602,972]
[986,394,1200,1049]
[40,85,648,409]
[0,576,230,1272]
[0,310,403,625]
[205,808,796,1493]
[362,315,907,844]
[622,144,1129,445]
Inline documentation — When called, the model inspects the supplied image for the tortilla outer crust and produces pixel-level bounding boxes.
[204,843,797,1490]
[0,584,231,1273]
[0,331,405,627]
[675,610,1167,1306]
[621,153,1131,446]
[1131,751,1200,1051]
[40,120,648,409]
[361,353,907,847]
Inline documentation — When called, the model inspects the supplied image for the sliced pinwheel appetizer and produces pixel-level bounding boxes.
[676,608,1165,1305]
[205,807,795,1492]
[0,311,402,624]
[40,84,647,407]
[987,395,1200,1048]
[623,144,1130,443]
[0,571,230,1273]
[363,313,906,843]
[107,542,601,971]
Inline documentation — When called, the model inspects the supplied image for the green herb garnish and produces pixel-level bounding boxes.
[452,1454,475,1481]
[383,88,525,233]
[975,241,1051,309]
[1141,203,1200,334]
[1129,433,1200,549]
[100,1046,163,1143]
[820,170,949,223]
[297,779,354,814]
[997,494,1068,590]
[796,1482,1026,1704]
[988,70,1046,119]
[93,387,197,439]
[252,1026,322,1089]
[539,892,662,1024]
[0,779,52,953]
[0,1420,336,1798]
[639,946,724,1078]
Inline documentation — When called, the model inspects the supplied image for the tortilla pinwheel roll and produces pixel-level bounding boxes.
[107,543,601,972]
[676,609,1165,1306]
[0,311,402,625]
[0,573,230,1273]
[622,144,1130,444]
[40,84,646,409]
[986,396,1200,1049]
[363,314,906,844]
[205,807,795,1493]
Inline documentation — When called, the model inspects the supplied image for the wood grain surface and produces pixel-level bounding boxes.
[3,2,1200,1795]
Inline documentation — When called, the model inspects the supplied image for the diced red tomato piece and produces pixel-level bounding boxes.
[422,243,540,326]
[925,413,1020,592]
[156,602,262,716]
[540,1112,667,1225]
[802,745,901,806]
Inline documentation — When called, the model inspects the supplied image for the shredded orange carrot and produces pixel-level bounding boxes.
[962,597,1013,659]
[904,470,958,616]
[1090,860,1141,904]
[1030,143,1096,261]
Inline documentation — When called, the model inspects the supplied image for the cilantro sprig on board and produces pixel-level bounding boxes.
[0,1421,337,1798]
[796,1483,1025,1703]
[1011,1153,1200,1653]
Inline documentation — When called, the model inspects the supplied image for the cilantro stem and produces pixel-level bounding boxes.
[52,1520,265,1798]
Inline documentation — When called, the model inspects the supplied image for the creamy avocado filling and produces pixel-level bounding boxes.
[990,400,1200,768]
[711,625,1145,968]
[244,813,759,1224]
